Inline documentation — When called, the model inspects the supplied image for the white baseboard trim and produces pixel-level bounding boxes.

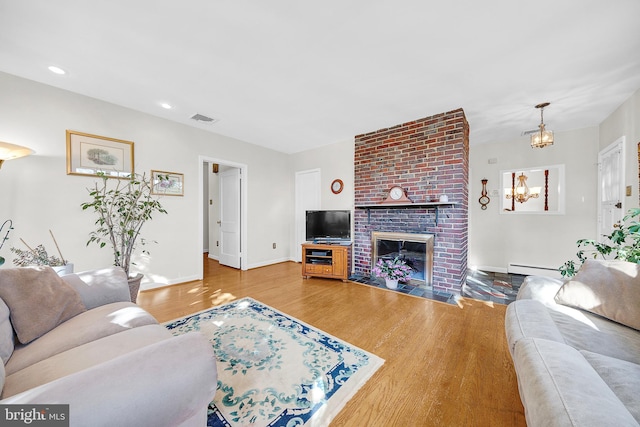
[507,263,562,278]
[472,265,508,274]
[247,257,295,270]
[140,274,200,291]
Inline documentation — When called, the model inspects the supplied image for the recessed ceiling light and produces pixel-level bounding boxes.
[161,103,173,109]
[48,66,66,75]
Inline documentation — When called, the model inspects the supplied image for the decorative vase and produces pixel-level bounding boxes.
[127,273,144,303]
[385,278,399,290]
[52,263,74,276]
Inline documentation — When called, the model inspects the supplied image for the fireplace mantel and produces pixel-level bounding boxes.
[355,202,456,225]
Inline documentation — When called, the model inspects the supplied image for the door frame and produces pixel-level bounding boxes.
[597,136,625,240]
[198,156,248,277]
[218,167,242,269]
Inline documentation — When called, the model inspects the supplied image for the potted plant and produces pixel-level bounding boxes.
[560,208,640,277]
[9,231,73,275]
[372,256,413,289]
[81,172,167,302]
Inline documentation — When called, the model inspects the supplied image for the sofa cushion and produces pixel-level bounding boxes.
[555,259,640,330]
[581,350,640,423]
[2,324,172,398]
[61,267,130,310]
[547,307,640,365]
[0,266,86,344]
[4,302,158,376]
[0,298,14,364]
[516,275,565,303]
[505,299,567,355]
[513,338,639,427]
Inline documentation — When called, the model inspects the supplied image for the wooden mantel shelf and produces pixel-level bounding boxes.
[355,202,456,209]
[355,202,457,225]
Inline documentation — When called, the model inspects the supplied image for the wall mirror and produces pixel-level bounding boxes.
[501,164,565,214]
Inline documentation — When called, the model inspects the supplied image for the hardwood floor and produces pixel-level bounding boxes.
[137,256,526,426]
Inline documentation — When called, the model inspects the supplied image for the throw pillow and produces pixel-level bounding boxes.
[0,266,86,344]
[555,259,640,330]
[0,298,15,363]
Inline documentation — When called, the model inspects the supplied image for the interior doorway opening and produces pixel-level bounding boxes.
[198,156,248,278]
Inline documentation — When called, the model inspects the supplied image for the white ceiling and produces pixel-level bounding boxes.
[1,0,639,154]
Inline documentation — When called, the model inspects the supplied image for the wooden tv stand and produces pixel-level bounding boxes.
[301,242,352,282]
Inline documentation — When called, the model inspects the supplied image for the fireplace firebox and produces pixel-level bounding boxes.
[371,231,434,287]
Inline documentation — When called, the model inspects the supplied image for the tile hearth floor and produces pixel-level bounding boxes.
[349,270,526,306]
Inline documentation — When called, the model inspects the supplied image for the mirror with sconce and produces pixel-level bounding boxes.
[501,164,565,214]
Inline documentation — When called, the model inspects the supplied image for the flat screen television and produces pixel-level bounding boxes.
[305,210,351,243]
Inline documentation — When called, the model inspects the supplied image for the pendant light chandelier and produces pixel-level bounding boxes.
[507,173,540,203]
[531,102,553,148]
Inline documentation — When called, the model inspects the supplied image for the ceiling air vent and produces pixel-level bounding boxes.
[190,113,218,124]
[521,128,539,136]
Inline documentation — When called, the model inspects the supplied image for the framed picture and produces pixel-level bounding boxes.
[151,170,184,196]
[66,130,134,178]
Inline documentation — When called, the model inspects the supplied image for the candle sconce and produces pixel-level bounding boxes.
[479,179,490,210]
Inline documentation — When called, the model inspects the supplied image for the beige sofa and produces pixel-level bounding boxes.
[0,266,218,427]
[505,260,640,426]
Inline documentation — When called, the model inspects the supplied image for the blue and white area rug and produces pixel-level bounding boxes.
[164,297,384,427]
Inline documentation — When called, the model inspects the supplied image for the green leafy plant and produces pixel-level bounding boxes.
[11,244,65,267]
[9,231,68,267]
[560,208,640,277]
[81,173,167,278]
[0,219,14,266]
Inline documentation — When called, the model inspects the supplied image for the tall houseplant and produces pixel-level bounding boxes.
[560,208,640,277]
[81,173,167,297]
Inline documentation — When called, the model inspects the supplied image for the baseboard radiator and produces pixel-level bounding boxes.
[508,263,562,278]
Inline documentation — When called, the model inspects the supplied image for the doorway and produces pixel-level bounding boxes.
[198,156,248,278]
[598,136,625,242]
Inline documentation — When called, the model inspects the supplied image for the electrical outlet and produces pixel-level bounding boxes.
[272,243,276,249]
[626,185,632,196]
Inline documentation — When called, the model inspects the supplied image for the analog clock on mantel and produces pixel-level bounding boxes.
[381,186,412,204]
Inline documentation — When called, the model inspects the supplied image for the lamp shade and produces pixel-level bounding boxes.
[531,129,554,148]
[0,141,34,168]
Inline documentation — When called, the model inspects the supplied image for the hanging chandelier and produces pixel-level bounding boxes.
[531,102,553,148]
[506,173,540,203]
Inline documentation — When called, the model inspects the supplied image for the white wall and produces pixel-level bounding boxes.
[287,138,355,260]
[468,127,600,272]
[599,87,640,209]
[0,72,292,285]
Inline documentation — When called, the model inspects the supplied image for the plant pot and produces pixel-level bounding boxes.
[127,273,143,303]
[385,278,399,290]
[52,263,74,276]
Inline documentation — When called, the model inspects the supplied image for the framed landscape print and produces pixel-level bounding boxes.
[66,130,134,178]
[151,170,184,196]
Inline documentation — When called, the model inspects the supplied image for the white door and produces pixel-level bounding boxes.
[219,167,241,268]
[294,169,321,262]
[598,137,625,242]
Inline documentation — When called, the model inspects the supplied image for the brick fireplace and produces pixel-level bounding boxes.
[353,109,469,294]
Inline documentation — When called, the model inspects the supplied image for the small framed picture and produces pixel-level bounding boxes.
[66,130,134,178]
[151,170,184,196]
